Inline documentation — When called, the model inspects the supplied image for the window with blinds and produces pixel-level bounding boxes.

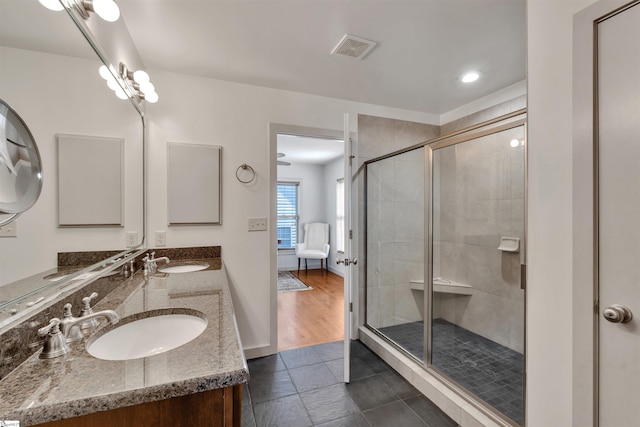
[277,182,299,250]
[336,179,345,253]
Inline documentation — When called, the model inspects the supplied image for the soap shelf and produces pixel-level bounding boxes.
[498,236,520,253]
[410,279,473,296]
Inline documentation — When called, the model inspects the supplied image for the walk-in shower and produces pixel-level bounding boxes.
[364,113,526,426]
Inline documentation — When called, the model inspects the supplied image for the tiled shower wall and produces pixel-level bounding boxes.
[366,148,425,328]
[433,128,525,353]
[357,115,439,331]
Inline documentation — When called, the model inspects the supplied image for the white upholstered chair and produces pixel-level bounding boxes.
[296,223,330,274]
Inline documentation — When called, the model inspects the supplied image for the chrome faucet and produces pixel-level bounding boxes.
[61,309,119,341]
[142,252,170,274]
[39,308,120,358]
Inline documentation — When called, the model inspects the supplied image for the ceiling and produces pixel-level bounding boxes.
[116,0,526,115]
[277,134,343,165]
[1,0,526,164]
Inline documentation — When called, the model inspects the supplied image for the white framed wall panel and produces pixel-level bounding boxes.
[57,134,123,227]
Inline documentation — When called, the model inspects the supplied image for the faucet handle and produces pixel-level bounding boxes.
[38,318,62,337]
[80,292,99,330]
[62,303,84,342]
[37,318,71,359]
[81,292,99,311]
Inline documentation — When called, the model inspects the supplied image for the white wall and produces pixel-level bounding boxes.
[144,69,435,354]
[527,0,597,425]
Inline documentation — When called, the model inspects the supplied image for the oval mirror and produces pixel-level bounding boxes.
[0,98,43,225]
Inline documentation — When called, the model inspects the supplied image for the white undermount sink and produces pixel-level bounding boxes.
[158,262,210,274]
[87,310,208,361]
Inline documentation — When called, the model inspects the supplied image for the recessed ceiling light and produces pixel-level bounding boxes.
[461,72,480,83]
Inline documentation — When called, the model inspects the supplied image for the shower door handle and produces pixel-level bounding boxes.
[603,304,633,323]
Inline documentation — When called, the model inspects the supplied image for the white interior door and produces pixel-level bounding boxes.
[597,3,640,424]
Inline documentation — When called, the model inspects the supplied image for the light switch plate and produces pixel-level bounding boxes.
[0,221,17,237]
[248,217,267,231]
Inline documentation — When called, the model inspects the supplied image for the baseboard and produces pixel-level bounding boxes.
[243,343,276,360]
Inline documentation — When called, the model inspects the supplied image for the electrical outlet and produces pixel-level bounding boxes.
[248,217,267,231]
[155,231,167,247]
[126,232,138,248]
[0,221,17,237]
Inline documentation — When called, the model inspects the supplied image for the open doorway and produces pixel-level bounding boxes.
[275,132,345,351]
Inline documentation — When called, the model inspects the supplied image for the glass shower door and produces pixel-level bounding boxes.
[365,147,426,361]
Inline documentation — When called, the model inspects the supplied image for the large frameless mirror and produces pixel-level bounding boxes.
[0,1,145,330]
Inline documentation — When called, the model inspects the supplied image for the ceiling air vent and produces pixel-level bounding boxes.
[331,34,377,59]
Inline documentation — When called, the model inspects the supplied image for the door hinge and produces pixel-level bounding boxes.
[349,302,353,312]
[349,230,353,239]
[594,299,599,314]
[520,264,526,290]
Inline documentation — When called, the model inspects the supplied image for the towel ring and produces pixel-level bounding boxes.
[236,163,256,184]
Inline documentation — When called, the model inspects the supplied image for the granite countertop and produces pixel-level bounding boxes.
[0,260,249,426]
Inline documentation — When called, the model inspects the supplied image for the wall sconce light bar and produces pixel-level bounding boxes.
[39,0,120,23]
[97,63,158,104]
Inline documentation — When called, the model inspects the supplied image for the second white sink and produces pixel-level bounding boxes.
[158,262,210,273]
[87,310,208,361]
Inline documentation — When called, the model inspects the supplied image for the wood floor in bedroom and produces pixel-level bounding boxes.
[277,269,344,352]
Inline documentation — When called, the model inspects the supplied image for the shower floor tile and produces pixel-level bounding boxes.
[379,319,524,425]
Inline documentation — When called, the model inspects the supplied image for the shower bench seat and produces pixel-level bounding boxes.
[409,279,473,296]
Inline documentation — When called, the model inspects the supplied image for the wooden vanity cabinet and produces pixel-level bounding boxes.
[33,384,242,427]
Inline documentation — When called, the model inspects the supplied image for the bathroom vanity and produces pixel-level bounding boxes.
[0,256,249,427]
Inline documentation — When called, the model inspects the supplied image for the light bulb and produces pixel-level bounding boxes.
[461,72,480,83]
[133,70,150,84]
[39,0,65,11]
[139,81,155,95]
[98,65,112,80]
[145,91,159,103]
[107,77,120,91]
[92,0,120,22]
[510,139,520,148]
[114,87,128,100]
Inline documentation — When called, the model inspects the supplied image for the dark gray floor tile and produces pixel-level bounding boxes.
[253,394,312,427]
[379,370,421,399]
[300,383,361,425]
[315,413,371,427]
[248,370,297,404]
[349,356,377,380]
[405,395,457,427]
[280,345,323,369]
[363,400,427,427]
[346,375,399,411]
[325,358,344,381]
[248,353,286,376]
[242,402,257,427]
[289,362,340,393]
[314,340,344,361]
[359,351,391,374]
